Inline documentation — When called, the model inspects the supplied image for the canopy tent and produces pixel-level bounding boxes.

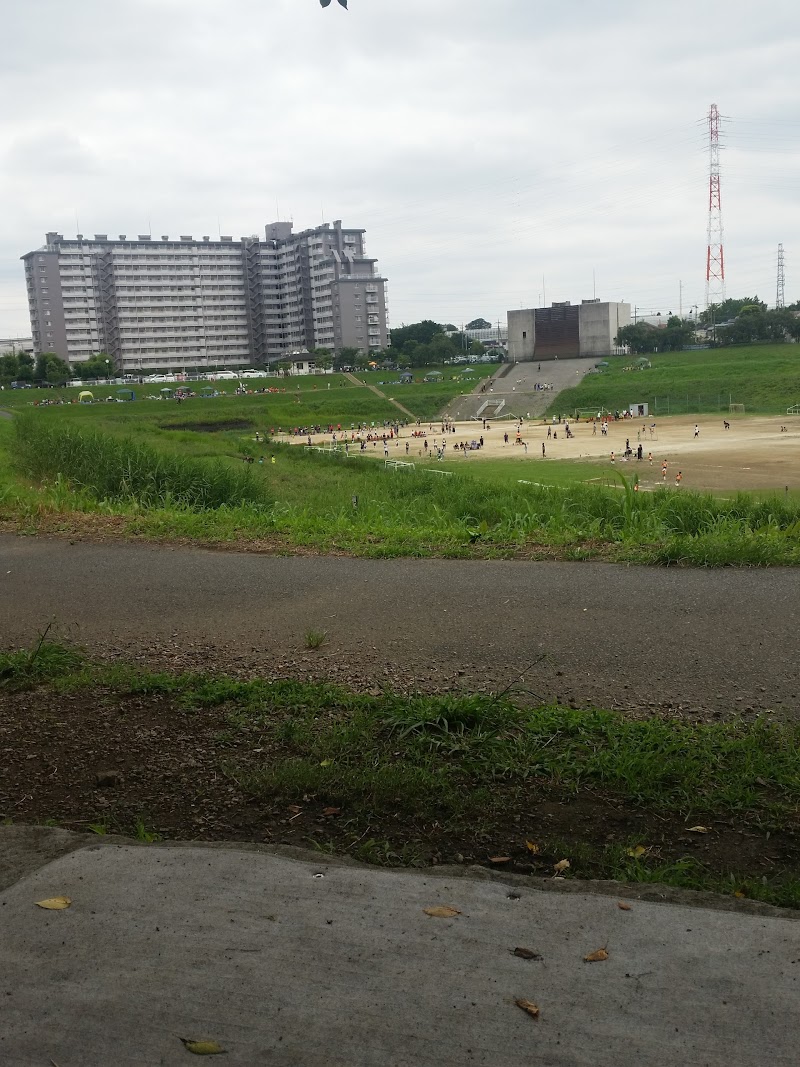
[635,357,652,369]
[399,372,414,383]
[116,388,136,401]
[423,371,444,381]
[160,387,174,398]
[199,385,218,397]
[78,390,93,403]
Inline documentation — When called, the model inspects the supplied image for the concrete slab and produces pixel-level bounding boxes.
[1,839,799,1066]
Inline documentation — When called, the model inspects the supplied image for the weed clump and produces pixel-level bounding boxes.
[14,414,269,510]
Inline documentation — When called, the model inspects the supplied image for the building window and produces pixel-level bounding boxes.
[522,331,527,339]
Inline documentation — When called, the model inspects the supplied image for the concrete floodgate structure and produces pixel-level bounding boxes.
[1,827,798,1066]
[507,300,631,362]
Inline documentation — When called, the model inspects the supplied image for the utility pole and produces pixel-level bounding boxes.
[776,243,786,309]
[705,103,726,308]
[679,280,683,318]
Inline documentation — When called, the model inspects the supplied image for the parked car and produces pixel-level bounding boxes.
[10,381,32,389]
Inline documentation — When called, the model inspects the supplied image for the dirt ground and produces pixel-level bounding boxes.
[280,414,800,493]
[2,684,796,885]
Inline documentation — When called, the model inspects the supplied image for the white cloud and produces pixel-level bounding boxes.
[1,0,799,334]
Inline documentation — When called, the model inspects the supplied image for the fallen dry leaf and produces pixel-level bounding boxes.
[489,856,511,864]
[423,905,461,919]
[512,947,542,960]
[686,825,710,834]
[180,1038,227,1055]
[734,890,747,899]
[525,840,541,854]
[35,897,72,910]
[584,948,609,963]
[515,998,540,1019]
[553,859,570,873]
[287,804,303,814]
[321,807,340,817]
[319,759,333,767]
[626,845,648,858]
[617,901,633,911]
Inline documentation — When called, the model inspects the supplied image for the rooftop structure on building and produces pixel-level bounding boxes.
[507,299,630,362]
[0,336,34,355]
[21,222,389,373]
[446,325,508,346]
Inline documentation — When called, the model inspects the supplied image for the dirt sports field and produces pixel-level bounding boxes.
[283,414,800,493]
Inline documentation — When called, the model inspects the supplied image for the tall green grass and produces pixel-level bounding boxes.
[14,412,269,510]
[8,413,800,563]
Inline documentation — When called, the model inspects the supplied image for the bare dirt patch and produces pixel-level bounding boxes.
[1,684,795,889]
[278,413,800,493]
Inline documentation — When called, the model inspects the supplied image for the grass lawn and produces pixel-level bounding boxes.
[354,364,494,418]
[0,364,492,422]
[548,343,800,418]
[3,406,800,565]
[3,642,799,909]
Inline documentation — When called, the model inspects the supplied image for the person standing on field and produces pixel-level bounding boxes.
[694,424,700,439]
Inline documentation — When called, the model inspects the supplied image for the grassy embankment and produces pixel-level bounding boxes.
[3,406,800,564]
[0,364,493,421]
[2,642,800,908]
[549,343,800,418]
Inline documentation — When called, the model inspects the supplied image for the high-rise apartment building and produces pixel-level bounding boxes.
[21,221,389,372]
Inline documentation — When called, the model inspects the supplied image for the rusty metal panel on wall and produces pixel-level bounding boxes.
[534,305,580,359]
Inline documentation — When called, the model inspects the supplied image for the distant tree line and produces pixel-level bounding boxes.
[615,317,696,354]
[388,320,491,367]
[0,350,71,387]
[616,295,800,354]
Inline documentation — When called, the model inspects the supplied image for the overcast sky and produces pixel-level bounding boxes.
[2,0,799,337]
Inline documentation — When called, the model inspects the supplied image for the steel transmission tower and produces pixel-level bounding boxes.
[705,103,725,308]
[776,243,786,308]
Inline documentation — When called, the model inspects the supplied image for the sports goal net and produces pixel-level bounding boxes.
[729,403,745,413]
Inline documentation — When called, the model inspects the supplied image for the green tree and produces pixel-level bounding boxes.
[428,333,459,363]
[335,346,361,370]
[35,352,71,384]
[311,348,334,371]
[468,340,485,355]
[615,323,660,354]
[466,317,491,330]
[74,354,113,379]
[699,296,766,326]
[389,320,445,353]
[617,319,695,354]
[0,352,22,385]
[716,306,800,346]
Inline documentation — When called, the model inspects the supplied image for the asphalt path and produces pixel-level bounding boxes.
[1,534,797,715]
